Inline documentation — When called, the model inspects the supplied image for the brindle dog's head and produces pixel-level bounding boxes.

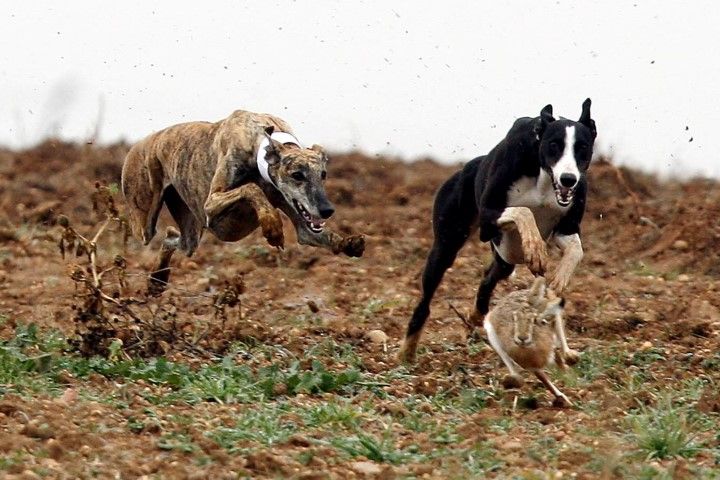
[263,127,334,234]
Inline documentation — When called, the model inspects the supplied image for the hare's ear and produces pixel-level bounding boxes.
[529,276,547,302]
[544,297,565,318]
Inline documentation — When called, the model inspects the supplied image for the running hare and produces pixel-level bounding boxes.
[484,277,573,407]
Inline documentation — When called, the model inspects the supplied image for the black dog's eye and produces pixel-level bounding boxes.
[321,171,327,180]
[548,141,560,155]
[576,143,588,153]
[291,171,306,181]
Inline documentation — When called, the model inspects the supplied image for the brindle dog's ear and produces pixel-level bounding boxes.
[578,98,597,139]
[533,104,555,137]
[264,128,284,165]
[310,144,328,161]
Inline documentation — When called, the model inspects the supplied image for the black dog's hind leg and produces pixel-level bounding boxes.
[470,249,515,325]
[399,172,476,363]
[399,237,468,363]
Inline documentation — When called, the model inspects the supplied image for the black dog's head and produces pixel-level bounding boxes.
[533,99,597,207]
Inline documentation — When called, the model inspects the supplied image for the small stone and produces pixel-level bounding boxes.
[58,388,77,405]
[672,240,689,250]
[351,461,382,475]
[499,440,523,451]
[46,439,64,460]
[677,274,690,282]
[640,341,653,350]
[365,329,388,345]
[306,300,319,313]
[21,421,55,439]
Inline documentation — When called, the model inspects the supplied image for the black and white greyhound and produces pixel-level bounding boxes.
[399,99,596,363]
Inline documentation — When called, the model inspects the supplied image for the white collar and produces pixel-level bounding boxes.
[257,131,301,187]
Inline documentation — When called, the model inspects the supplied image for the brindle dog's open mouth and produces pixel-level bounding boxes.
[293,199,325,233]
[550,175,575,207]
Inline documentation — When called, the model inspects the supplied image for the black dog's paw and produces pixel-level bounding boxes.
[341,235,365,257]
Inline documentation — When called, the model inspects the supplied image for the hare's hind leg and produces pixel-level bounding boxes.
[534,370,572,407]
[484,318,524,389]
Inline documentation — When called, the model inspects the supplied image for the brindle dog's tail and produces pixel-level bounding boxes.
[121,143,165,245]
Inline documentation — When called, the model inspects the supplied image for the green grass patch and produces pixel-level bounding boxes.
[0,323,366,405]
[626,395,704,460]
[330,431,427,464]
[208,403,298,451]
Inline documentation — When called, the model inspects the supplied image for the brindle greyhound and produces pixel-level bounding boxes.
[121,110,365,294]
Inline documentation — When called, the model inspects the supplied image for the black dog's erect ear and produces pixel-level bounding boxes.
[541,104,554,122]
[533,104,555,137]
[578,98,597,139]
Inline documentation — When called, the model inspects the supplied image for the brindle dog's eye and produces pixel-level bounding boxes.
[291,171,306,181]
[321,171,327,180]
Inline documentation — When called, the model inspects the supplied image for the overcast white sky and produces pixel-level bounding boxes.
[1,1,719,177]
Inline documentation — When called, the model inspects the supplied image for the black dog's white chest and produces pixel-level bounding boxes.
[506,170,570,237]
[493,170,571,264]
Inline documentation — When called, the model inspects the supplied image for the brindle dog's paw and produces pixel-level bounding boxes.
[260,211,285,248]
[501,374,524,389]
[341,235,365,257]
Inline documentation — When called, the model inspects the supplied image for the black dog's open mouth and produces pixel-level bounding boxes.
[293,199,325,233]
[550,176,575,207]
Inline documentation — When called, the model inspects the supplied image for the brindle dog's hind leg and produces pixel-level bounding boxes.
[148,227,181,296]
[147,186,204,296]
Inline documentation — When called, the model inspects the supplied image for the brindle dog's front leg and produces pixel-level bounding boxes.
[297,227,365,257]
[204,183,285,248]
[274,200,365,257]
